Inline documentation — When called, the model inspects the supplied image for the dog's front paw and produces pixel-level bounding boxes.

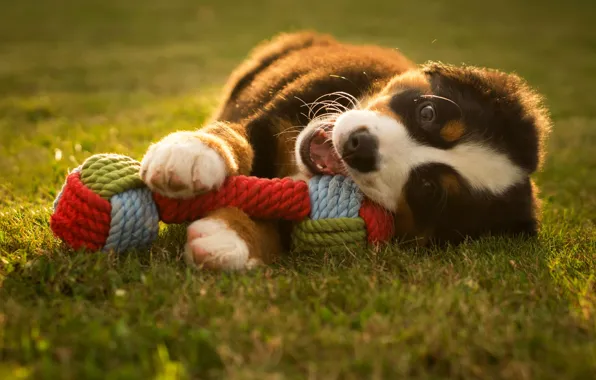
[184,219,261,271]
[140,131,227,198]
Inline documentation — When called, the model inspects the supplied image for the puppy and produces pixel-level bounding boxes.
[140,31,552,271]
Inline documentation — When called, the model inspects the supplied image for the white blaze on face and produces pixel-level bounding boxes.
[330,110,526,211]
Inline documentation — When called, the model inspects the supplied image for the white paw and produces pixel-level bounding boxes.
[184,219,259,271]
[140,131,227,199]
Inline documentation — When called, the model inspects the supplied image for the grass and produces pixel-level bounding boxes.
[1,0,595,378]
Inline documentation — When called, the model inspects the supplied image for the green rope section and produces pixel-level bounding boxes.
[292,217,367,253]
[79,154,145,200]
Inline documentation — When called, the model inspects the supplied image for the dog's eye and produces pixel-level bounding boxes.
[419,104,436,123]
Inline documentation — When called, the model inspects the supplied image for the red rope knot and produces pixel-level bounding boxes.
[153,176,311,223]
[50,171,112,251]
[359,198,395,245]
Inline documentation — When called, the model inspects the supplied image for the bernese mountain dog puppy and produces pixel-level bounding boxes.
[140,31,552,271]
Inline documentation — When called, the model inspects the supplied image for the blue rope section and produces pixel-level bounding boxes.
[309,175,362,220]
[53,166,81,211]
[104,188,159,253]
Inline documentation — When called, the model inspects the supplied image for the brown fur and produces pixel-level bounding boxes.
[393,194,417,236]
[272,117,301,179]
[440,173,461,194]
[196,121,254,175]
[213,32,415,125]
[365,96,402,121]
[379,70,432,95]
[440,120,466,142]
[393,194,432,247]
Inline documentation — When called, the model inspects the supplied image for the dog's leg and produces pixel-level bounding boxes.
[140,121,253,198]
[140,119,293,271]
[184,207,283,271]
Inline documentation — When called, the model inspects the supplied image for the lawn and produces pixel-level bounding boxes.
[1,0,595,378]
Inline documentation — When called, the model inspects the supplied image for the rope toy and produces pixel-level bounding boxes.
[50,153,395,254]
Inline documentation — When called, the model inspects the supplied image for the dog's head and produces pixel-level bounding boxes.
[296,62,552,244]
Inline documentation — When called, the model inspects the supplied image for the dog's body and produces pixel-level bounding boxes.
[140,32,552,271]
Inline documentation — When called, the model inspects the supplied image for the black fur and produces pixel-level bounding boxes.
[424,63,547,173]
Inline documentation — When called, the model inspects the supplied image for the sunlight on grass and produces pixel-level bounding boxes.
[154,345,188,380]
[0,92,218,206]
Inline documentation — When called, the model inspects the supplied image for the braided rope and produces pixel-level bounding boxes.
[292,218,367,253]
[53,166,81,211]
[154,176,311,223]
[80,154,145,200]
[50,153,396,254]
[104,188,160,252]
[50,171,112,251]
[359,199,395,245]
[308,175,362,220]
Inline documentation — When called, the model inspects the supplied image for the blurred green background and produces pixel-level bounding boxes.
[1,0,595,109]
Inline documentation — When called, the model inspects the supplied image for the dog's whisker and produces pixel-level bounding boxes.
[420,94,461,112]
[295,96,317,120]
[311,104,343,119]
[309,114,338,127]
[274,125,303,138]
[313,101,345,111]
[315,101,349,113]
[306,96,351,120]
[326,91,361,109]
[274,131,300,138]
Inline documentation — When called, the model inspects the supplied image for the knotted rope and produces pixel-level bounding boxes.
[50,171,112,251]
[50,153,395,254]
[154,176,311,223]
[80,154,145,199]
[104,188,159,252]
[292,218,367,253]
[308,176,362,219]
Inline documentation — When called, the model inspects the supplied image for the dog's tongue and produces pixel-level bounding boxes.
[310,129,344,175]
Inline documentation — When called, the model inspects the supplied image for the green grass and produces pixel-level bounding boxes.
[1,0,596,378]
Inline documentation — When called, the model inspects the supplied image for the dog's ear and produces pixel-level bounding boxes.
[421,61,553,173]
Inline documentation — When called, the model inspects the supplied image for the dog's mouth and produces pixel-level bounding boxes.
[299,124,346,176]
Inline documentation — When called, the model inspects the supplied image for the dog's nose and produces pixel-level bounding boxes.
[342,129,378,172]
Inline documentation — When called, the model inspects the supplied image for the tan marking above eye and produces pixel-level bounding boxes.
[384,71,432,95]
[440,173,461,194]
[440,120,465,142]
[368,103,394,118]
[364,96,404,122]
